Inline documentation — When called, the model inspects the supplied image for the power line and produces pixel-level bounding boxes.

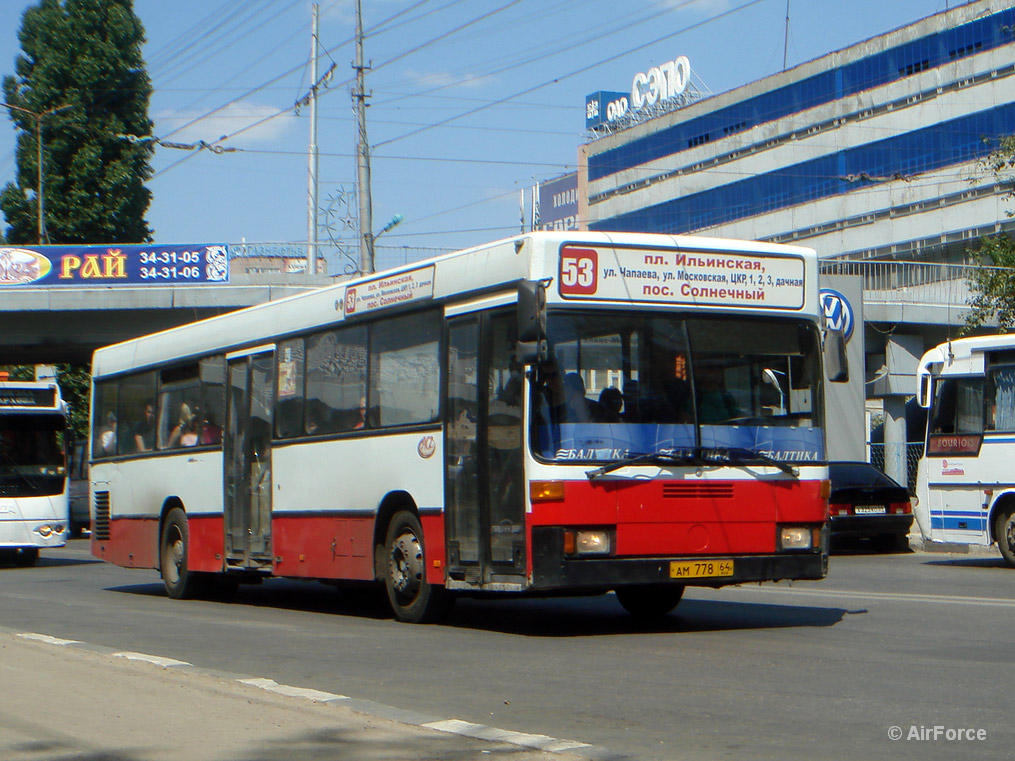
[374,0,765,148]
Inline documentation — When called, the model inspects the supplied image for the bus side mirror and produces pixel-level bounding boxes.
[517,279,549,364]
[824,327,848,383]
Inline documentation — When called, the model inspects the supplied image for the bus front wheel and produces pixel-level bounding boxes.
[383,510,453,623]
[995,509,1015,568]
[615,584,685,618]
[160,508,209,599]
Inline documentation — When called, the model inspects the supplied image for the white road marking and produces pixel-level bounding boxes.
[112,651,193,668]
[17,632,82,646]
[424,718,592,752]
[725,585,1015,608]
[238,677,349,703]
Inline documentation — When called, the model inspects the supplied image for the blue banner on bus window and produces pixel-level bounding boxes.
[538,423,824,463]
[0,245,229,286]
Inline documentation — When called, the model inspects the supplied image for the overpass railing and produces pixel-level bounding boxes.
[819,259,1002,308]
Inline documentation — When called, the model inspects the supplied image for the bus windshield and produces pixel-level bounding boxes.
[532,312,824,463]
[0,414,67,495]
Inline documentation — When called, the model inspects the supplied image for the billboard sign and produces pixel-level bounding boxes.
[586,91,630,130]
[586,55,694,129]
[535,173,579,232]
[0,244,230,286]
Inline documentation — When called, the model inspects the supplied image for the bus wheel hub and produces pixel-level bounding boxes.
[389,532,423,595]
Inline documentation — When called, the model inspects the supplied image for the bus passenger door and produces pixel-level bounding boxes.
[446,311,526,586]
[224,349,275,570]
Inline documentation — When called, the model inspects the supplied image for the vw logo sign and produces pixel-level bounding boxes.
[819,288,854,342]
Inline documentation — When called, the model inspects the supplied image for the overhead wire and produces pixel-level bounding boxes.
[373,0,765,148]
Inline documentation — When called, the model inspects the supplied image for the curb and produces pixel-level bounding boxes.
[1,626,628,761]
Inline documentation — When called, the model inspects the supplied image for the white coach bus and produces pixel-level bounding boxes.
[915,334,1015,565]
[0,374,69,565]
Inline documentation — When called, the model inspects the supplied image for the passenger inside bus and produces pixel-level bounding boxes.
[597,387,623,422]
[694,362,742,423]
[133,403,155,452]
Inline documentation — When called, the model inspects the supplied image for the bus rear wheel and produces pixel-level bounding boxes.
[383,510,453,623]
[160,508,209,599]
[10,547,39,567]
[615,584,685,618]
[995,509,1015,568]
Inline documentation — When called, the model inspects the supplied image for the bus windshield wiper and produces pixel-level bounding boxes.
[699,447,799,478]
[586,449,702,480]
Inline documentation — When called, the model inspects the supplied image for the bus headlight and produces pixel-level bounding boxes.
[564,529,612,555]
[778,526,815,550]
[34,522,64,538]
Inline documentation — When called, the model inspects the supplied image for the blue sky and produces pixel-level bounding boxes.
[0,0,955,274]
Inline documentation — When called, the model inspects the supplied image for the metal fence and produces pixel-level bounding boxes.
[868,442,925,494]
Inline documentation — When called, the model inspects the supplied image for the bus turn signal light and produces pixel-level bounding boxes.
[530,480,565,502]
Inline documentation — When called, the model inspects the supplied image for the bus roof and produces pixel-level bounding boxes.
[92,231,818,379]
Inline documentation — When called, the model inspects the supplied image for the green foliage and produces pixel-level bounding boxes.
[965,235,1015,332]
[964,135,1015,332]
[1,0,155,244]
[0,363,91,442]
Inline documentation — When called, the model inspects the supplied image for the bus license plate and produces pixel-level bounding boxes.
[669,559,735,579]
[854,506,887,515]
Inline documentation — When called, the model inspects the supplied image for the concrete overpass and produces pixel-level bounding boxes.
[1,272,334,365]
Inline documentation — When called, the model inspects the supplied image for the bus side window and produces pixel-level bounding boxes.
[93,379,119,457]
[275,339,305,439]
[987,366,1015,432]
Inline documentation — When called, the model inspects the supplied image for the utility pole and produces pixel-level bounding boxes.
[1,102,72,244]
[306,3,320,277]
[354,0,374,275]
[782,0,791,71]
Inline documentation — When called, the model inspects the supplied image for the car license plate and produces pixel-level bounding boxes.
[854,505,887,515]
[669,559,734,579]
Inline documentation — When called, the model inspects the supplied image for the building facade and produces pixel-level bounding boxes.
[581,1,1014,264]
[575,1,1015,491]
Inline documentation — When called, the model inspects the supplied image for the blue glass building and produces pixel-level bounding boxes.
[582,1,1015,263]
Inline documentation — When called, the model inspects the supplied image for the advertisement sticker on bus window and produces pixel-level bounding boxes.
[558,245,805,310]
[342,264,436,316]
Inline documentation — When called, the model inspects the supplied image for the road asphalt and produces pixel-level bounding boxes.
[0,630,603,761]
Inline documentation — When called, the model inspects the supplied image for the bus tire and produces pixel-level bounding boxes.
[995,508,1015,569]
[383,510,453,623]
[160,508,209,599]
[12,547,40,567]
[615,584,684,618]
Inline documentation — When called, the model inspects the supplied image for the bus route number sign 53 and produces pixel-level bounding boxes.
[559,248,598,296]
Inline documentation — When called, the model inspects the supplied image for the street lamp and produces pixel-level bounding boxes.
[0,102,74,244]
[369,214,403,274]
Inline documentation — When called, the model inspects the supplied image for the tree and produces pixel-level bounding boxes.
[965,135,1015,331]
[1,0,155,245]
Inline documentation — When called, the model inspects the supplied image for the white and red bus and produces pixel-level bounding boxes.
[89,231,845,622]
[0,374,69,566]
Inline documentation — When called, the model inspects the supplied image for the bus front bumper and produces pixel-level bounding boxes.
[531,527,827,590]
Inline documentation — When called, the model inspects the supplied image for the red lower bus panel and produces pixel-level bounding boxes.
[271,514,374,580]
[187,515,224,573]
[420,512,446,586]
[530,479,826,556]
[93,517,159,569]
